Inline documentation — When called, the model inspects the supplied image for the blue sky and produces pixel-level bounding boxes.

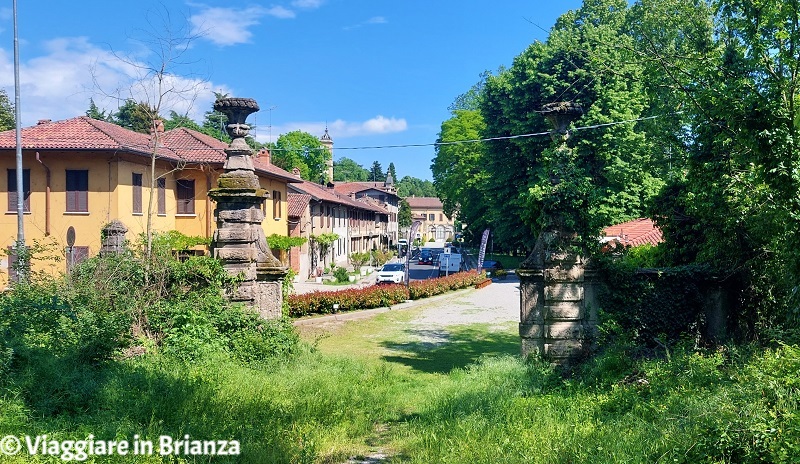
[0,1,583,181]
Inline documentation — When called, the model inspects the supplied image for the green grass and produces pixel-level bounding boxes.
[2,305,799,463]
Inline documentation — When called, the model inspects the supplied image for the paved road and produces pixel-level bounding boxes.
[294,272,521,332]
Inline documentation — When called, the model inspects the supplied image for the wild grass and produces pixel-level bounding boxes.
[1,338,798,463]
[1,245,798,463]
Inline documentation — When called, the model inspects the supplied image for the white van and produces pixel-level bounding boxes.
[438,252,462,277]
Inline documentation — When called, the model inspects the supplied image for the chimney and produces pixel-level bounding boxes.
[257,148,271,164]
[150,119,164,135]
[37,119,51,125]
[292,167,302,178]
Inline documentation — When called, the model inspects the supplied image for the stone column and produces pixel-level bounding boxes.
[519,102,597,365]
[208,98,288,319]
[100,220,128,256]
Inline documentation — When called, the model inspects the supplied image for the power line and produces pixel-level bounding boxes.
[333,113,670,150]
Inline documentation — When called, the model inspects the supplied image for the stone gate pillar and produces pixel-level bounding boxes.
[100,220,128,256]
[208,97,288,319]
[519,102,598,365]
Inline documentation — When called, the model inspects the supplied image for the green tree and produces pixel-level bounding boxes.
[111,99,158,134]
[387,162,398,182]
[163,110,202,132]
[396,176,436,197]
[432,109,486,229]
[273,131,330,182]
[201,92,230,142]
[0,90,14,131]
[369,161,385,182]
[398,199,412,229]
[85,98,110,121]
[333,157,369,182]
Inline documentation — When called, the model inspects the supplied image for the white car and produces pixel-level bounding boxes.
[376,263,406,284]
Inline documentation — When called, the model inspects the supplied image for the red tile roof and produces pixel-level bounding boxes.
[332,181,399,198]
[289,180,388,214]
[0,116,178,159]
[405,196,443,209]
[287,193,311,218]
[602,218,663,247]
[0,116,300,183]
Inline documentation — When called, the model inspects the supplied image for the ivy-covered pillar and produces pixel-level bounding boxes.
[518,102,598,365]
[208,97,287,319]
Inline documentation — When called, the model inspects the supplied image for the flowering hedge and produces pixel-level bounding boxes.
[287,270,485,317]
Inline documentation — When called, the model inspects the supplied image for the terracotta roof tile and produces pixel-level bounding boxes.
[602,218,663,247]
[405,196,443,208]
[0,116,179,159]
[331,181,399,198]
[287,193,311,218]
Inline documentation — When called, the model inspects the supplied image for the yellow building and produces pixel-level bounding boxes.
[405,196,455,242]
[0,117,299,286]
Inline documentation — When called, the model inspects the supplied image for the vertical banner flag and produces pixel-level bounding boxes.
[405,220,422,285]
[477,228,490,273]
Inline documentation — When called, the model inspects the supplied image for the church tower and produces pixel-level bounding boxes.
[320,127,333,183]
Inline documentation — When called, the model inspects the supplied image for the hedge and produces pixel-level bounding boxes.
[288,270,484,317]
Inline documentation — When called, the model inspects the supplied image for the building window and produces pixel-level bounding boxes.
[428,213,435,221]
[157,178,166,215]
[66,246,90,272]
[66,170,89,213]
[132,173,143,214]
[7,169,30,212]
[273,190,282,220]
[440,213,443,222]
[176,179,195,214]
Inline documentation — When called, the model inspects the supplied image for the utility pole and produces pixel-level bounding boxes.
[13,0,27,282]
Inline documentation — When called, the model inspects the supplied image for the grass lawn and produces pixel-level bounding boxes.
[2,302,798,463]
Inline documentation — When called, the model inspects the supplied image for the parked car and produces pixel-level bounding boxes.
[481,260,504,277]
[376,263,406,284]
[418,250,434,265]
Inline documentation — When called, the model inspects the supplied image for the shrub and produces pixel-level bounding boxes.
[288,271,485,316]
[333,266,350,283]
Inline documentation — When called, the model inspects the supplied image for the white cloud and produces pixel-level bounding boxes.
[0,36,223,126]
[190,5,295,47]
[344,16,388,31]
[255,115,407,143]
[291,0,324,9]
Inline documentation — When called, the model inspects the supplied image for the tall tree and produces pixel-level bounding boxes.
[86,98,110,121]
[273,130,330,182]
[93,4,205,260]
[387,162,398,182]
[333,157,369,181]
[398,198,412,229]
[0,89,14,131]
[369,161,385,182]
[201,91,230,142]
[163,110,202,132]
[111,99,159,133]
[396,176,437,198]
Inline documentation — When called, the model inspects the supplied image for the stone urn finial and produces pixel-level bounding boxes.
[214,97,260,151]
[541,101,583,143]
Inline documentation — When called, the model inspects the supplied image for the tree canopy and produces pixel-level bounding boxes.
[333,157,370,182]
[272,131,330,183]
[0,90,14,131]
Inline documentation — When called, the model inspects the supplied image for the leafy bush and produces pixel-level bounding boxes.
[288,270,485,316]
[349,252,371,272]
[333,266,350,283]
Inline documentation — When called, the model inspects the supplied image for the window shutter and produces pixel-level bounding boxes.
[157,178,166,215]
[66,170,89,212]
[6,246,17,282]
[7,169,31,212]
[132,173,143,214]
[66,246,90,272]
[176,179,195,214]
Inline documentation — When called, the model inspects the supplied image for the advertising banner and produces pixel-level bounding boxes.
[477,228,490,272]
[405,220,422,285]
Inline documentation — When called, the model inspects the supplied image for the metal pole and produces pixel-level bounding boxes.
[13,0,26,281]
